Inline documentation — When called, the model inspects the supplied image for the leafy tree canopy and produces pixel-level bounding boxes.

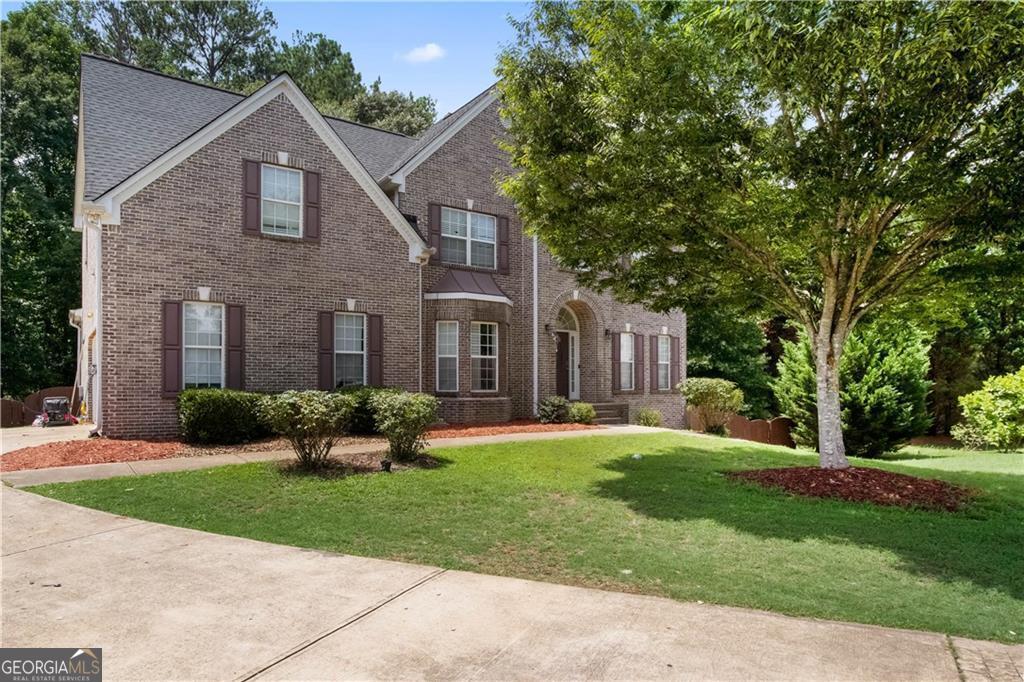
[498,0,1024,467]
[322,78,437,137]
[1,1,82,398]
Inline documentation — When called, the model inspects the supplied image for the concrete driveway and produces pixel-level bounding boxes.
[2,488,1020,681]
[1,423,93,454]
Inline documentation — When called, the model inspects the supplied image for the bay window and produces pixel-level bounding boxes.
[436,321,459,392]
[471,321,498,391]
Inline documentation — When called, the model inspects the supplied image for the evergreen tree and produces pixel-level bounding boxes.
[775,320,932,458]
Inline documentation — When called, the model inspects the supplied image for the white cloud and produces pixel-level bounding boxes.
[401,42,446,64]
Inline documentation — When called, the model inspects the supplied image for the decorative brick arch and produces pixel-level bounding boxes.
[545,287,607,333]
[544,288,609,401]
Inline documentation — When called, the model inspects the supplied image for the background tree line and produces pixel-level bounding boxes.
[1,1,436,400]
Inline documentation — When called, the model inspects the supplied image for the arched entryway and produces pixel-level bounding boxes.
[554,306,580,400]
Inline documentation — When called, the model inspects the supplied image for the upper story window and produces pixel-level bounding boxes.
[657,335,671,390]
[441,207,496,269]
[471,321,498,391]
[619,332,635,391]
[184,302,224,388]
[262,164,302,237]
[335,313,366,388]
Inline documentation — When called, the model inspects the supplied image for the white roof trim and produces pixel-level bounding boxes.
[89,74,429,262]
[382,91,498,184]
[423,291,512,306]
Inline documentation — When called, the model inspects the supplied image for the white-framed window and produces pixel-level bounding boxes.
[620,332,634,391]
[184,302,224,388]
[261,164,302,237]
[471,321,498,391]
[440,206,496,269]
[657,335,671,390]
[334,313,366,388]
[436,321,459,392]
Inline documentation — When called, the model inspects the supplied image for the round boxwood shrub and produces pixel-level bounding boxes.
[178,388,271,444]
[370,391,439,461]
[260,390,356,469]
[538,396,571,423]
[568,401,597,424]
[952,367,1024,451]
[634,407,663,427]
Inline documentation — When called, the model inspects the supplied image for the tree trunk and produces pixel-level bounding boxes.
[813,334,850,469]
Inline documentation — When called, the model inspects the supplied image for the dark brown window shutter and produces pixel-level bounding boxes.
[304,170,320,241]
[497,216,510,274]
[226,304,245,389]
[161,301,183,398]
[634,334,645,393]
[428,203,441,264]
[671,335,681,390]
[243,160,261,235]
[318,311,334,390]
[650,335,659,390]
[611,332,621,392]
[367,314,384,387]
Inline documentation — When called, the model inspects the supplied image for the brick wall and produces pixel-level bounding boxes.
[100,94,420,438]
[401,100,688,427]
[97,92,688,436]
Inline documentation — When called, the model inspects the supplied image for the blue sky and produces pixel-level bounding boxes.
[0,1,530,115]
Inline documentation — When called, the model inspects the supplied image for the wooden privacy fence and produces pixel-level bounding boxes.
[686,407,795,448]
[0,386,80,427]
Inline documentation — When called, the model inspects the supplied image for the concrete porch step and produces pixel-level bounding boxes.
[588,402,629,425]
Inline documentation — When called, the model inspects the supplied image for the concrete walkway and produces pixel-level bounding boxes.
[0,424,671,488]
[1,423,93,454]
[3,488,1020,681]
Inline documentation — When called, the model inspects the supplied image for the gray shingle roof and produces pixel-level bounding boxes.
[80,55,417,200]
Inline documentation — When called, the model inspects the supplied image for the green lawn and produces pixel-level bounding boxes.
[32,432,1023,643]
[883,444,1024,475]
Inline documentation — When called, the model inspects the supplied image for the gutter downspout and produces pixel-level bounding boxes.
[414,247,434,393]
[92,216,103,435]
[532,235,539,415]
[418,260,423,392]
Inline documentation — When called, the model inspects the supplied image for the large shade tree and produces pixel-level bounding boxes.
[498,1,1024,468]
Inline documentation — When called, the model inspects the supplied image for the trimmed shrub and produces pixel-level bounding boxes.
[371,391,439,461]
[773,319,932,458]
[952,367,1024,451]
[634,407,663,427]
[260,391,356,470]
[538,396,571,423]
[178,389,270,444]
[568,401,596,424]
[336,385,401,435]
[680,378,743,435]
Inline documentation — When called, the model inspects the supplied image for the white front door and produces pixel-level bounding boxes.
[567,331,580,400]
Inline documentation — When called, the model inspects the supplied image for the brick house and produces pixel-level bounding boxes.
[72,55,686,438]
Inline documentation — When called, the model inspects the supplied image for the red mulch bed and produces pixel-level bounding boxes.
[427,419,603,439]
[1,439,184,472]
[728,466,972,511]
